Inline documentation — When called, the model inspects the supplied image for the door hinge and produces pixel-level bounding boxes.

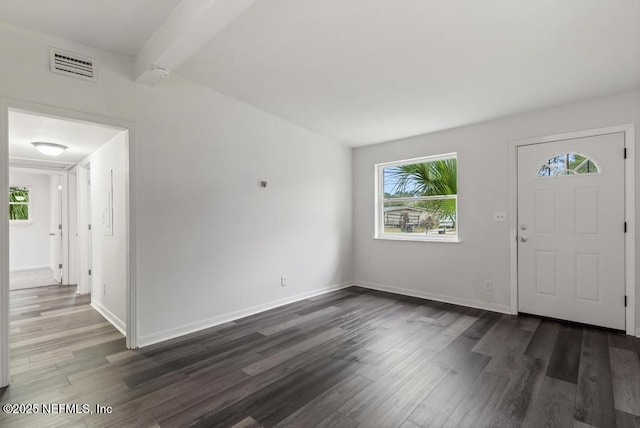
[58,224,62,230]
[624,148,627,159]
[88,269,92,276]
[88,224,92,231]
[625,222,627,233]
[58,263,63,269]
[625,295,628,307]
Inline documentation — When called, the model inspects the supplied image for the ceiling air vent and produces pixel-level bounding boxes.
[49,48,97,82]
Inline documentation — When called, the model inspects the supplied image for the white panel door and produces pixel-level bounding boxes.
[517,133,626,330]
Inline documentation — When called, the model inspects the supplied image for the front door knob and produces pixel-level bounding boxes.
[520,236,528,242]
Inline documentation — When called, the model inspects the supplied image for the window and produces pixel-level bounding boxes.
[9,186,30,221]
[376,153,457,241]
[537,153,600,177]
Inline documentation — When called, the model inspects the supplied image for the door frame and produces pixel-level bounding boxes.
[8,167,70,285]
[76,163,92,295]
[509,124,636,336]
[0,97,138,388]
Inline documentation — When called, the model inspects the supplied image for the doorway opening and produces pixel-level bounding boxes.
[9,168,65,290]
[0,100,136,388]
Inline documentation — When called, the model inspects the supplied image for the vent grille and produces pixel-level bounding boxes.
[49,48,97,82]
[9,157,76,171]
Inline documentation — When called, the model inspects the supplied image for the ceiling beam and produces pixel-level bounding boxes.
[134,0,255,86]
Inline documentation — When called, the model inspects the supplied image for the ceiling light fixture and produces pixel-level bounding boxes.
[31,142,68,157]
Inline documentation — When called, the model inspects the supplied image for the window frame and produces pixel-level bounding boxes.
[536,152,601,177]
[375,153,459,242]
[9,185,31,224]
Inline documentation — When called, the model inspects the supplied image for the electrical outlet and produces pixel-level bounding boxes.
[494,211,507,222]
[281,276,288,287]
[483,280,493,291]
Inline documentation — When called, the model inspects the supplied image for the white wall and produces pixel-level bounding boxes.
[0,23,353,348]
[353,90,640,328]
[0,22,135,121]
[135,76,353,344]
[9,171,50,270]
[89,132,128,333]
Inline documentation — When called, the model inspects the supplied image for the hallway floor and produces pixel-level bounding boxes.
[9,268,58,291]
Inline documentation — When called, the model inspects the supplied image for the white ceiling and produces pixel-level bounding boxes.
[0,0,182,56]
[9,110,124,164]
[177,0,640,145]
[0,1,639,146]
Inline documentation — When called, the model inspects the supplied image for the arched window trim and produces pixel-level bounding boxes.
[537,152,601,177]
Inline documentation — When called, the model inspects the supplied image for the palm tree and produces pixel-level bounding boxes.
[388,159,456,196]
[387,159,457,227]
[9,187,29,220]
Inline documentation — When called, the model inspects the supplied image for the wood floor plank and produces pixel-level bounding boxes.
[442,371,510,428]
[488,356,547,427]
[574,329,616,428]
[471,314,518,356]
[232,416,263,428]
[357,362,448,428]
[461,311,501,340]
[616,409,640,427]
[190,358,357,428]
[0,284,629,428]
[338,345,436,423]
[524,319,561,361]
[315,411,359,428]
[609,332,638,352]
[483,324,534,378]
[407,348,491,426]
[546,325,583,384]
[610,347,640,416]
[522,376,577,428]
[275,372,371,427]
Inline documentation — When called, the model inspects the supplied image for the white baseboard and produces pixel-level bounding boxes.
[9,265,49,272]
[354,280,512,315]
[137,281,353,348]
[91,300,126,336]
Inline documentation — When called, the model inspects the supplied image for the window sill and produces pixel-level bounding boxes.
[374,235,461,243]
[10,221,33,227]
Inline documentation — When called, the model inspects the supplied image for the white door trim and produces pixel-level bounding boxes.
[509,125,636,336]
[0,98,138,388]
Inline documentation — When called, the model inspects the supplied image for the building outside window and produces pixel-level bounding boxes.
[376,153,457,241]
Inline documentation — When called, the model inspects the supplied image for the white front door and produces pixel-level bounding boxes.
[517,132,626,330]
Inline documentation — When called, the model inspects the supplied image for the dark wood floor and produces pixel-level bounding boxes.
[2,285,640,427]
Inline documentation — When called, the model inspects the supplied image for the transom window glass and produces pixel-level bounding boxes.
[9,186,30,221]
[537,153,600,177]
[376,153,457,241]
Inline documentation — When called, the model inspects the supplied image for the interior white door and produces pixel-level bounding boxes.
[517,133,626,330]
[51,175,63,284]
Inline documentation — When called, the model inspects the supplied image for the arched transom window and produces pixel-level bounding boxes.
[537,153,600,177]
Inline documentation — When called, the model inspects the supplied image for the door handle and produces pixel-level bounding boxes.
[49,233,56,236]
[520,236,528,242]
